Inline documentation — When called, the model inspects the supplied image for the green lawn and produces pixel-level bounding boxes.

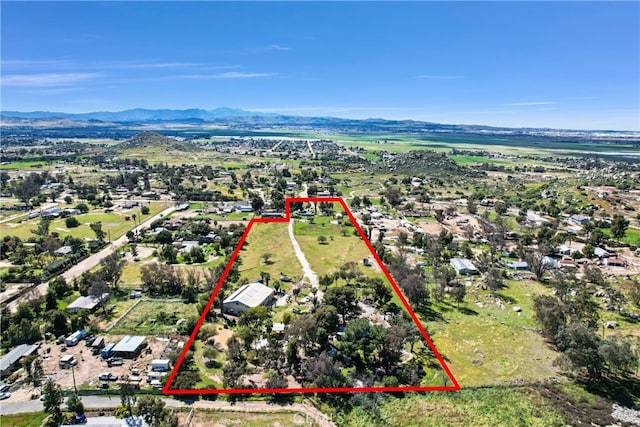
[0,411,48,427]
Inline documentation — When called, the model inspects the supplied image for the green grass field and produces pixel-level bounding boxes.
[235,222,302,287]
[0,202,167,241]
[108,300,200,335]
[355,386,565,427]
[0,412,48,427]
[422,279,558,387]
[293,213,379,278]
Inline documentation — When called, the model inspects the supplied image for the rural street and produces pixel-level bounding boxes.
[0,396,337,426]
[7,205,177,312]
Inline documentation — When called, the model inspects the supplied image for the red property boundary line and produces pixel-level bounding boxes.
[163,197,460,394]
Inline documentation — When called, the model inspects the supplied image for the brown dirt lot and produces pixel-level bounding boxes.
[8,335,172,401]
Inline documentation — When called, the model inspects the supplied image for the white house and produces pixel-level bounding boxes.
[223,282,275,315]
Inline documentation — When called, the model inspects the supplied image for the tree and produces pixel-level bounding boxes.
[261,252,273,265]
[136,395,177,427]
[32,217,51,237]
[319,274,333,291]
[611,214,629,239]
[526,249,548,281]
[323,286,361,323]
[45,288,58,311]
[141,205,150,215]
[599,336,637,376]
[50,276,71,298]
[65,216,80,228]
[385,187,402,207]
[90,222,106,243]
[160,244,178,264]
[317,235,328,245]
[120,378,137,417]
[251,196,264,212]
[399,273,428,307]
[554,323,604,380]
[533,295,566,338]
[450,284,466,308]
[302,352,346,388]
[66,393,84,415]
[64,195,73,204]
[43,379,64,426]
[89,277,110,316]
[100,252,125,292]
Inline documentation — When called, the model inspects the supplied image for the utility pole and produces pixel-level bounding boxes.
[71,363,78,395]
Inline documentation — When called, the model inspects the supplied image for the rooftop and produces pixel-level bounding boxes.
[0,344,38,373]
[224,282,274,308]
[66,293,110,311]
[112,336,146,353]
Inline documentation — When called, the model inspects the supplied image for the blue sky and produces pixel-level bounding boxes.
[1,1,639,130]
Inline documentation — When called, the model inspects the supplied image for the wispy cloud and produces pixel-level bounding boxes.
[1,59,73,68]
[2,73,102,87]
[505,101,556,106]
[266,44,291,51]
[183,72,276,80]
[416,74,464,80]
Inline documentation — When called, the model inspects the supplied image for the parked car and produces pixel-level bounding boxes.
[100,381,109,389]
[0,392,11,400]
[98,372,118,381]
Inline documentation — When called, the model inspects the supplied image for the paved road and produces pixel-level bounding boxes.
[7,205,177,312]
[0,396,337,426]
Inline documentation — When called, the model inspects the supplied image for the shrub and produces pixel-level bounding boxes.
[65,217,80,228]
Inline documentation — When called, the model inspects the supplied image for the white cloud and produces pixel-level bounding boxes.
[183,72,276,80]
[1,73,102,87]
[266,44,291,51]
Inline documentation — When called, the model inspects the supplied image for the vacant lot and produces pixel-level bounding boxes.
[179,409,312,427]
[109,300,200,335]
[423,278,558,387]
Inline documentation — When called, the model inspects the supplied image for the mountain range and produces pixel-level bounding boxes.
[2,108,639,139]
[0,107,274,122]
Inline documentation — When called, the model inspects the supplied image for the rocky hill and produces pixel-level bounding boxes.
[116,131,199,151]
[371,150,484,177]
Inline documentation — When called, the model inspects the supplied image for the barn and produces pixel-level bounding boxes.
[223,282,275,315]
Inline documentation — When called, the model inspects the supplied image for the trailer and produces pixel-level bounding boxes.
[64,330,86,347]
[101,343,115,359]
[59,355,77,369]
[150,358,171,372]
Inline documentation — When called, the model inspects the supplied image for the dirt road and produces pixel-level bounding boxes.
[287,218,319,289]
